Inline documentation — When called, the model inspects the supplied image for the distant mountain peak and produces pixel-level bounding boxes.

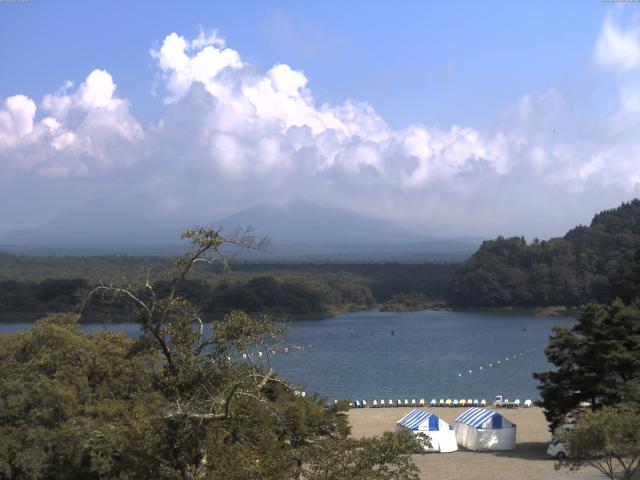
[0,198,480,260]
[216,202,426,246]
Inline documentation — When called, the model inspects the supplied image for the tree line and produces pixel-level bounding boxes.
[448,200,640,307]
[0,258,458,321]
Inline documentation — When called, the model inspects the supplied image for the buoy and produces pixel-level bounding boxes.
[489,363,493,367]
[497,360,501,364]
[458,373,462,377]
[468,369,473,374]
[479,366,483,370]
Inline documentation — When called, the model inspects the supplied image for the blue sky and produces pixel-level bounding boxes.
[1,1,640,239]
[1,1,607,127]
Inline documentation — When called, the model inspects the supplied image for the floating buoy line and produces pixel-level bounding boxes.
[455,347,539,377]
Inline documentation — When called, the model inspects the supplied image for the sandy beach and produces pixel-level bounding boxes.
[348,406,614,480]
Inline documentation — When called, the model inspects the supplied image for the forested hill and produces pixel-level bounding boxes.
[0,256,457,321]
[447,199,640,307]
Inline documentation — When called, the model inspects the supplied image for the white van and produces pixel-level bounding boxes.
[546,438,569,459]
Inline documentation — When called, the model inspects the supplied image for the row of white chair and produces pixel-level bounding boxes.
[346,398,533,408]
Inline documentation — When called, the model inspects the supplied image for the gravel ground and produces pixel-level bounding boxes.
[348,406,625,480]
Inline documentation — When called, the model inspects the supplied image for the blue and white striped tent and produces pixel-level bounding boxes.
[396,409,457,452]
[454,407,516,451]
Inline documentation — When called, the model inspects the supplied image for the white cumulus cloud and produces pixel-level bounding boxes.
[3,18,640,238]
[0,69,143,177]
[0,95,37,148]
[594,12,640,72]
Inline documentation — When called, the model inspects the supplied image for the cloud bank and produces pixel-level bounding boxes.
[2,15,640,238]
[0,69,142,177]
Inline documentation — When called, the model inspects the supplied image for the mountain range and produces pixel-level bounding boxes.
[0,200,482,261]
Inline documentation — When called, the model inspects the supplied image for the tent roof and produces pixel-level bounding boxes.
[454,407,511,429]
[397,409,445,431]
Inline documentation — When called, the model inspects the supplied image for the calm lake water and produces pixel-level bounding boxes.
[0,310,573,403]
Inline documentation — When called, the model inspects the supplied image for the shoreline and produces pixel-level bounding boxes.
[0,304,579,324]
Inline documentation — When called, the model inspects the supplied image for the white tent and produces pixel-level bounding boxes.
[396,409,458,453]
[454,407,516,451]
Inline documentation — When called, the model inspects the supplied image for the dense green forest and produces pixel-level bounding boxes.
[448,199,640,307]
[0,254,457,321]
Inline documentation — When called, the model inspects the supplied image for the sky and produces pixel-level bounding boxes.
[1,0,640,240]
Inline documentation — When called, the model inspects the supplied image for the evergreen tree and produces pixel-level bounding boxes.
[534,300,640,430]
[609,249,640,304]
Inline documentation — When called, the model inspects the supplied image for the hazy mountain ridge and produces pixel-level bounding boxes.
[0,201,482,260]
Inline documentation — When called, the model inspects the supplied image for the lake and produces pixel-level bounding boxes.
[0,310,573,403]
